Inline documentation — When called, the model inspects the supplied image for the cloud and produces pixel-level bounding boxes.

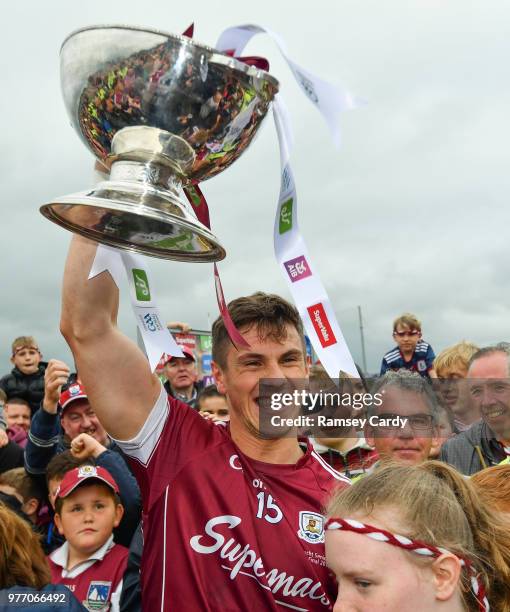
[1,0,509,376]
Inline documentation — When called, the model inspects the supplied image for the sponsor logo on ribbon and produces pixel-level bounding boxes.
[132,269,151,301]
[279,198,293,234]
[284,255,311,283]
[307,303,337,348]
[140,312,163,333]
[295,71,319,103]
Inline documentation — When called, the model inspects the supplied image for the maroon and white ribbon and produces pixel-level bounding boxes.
[325,517,490,612]
[183,184,249,348]
[216,25,360,377]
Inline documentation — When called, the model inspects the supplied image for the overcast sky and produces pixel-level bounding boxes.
[1,0,509,375]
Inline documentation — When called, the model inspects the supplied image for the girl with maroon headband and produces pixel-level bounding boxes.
[325,461,510,611]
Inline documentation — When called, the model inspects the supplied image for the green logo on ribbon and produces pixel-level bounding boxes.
[200,335,212,351]
[133,269,151,301]
[279,198,293,234]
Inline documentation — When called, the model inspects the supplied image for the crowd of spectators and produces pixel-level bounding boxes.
[1,301,510,610]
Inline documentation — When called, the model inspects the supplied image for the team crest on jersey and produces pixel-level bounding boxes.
[84,581,112,610]
[297,511,325,544]
[417,359,427,372]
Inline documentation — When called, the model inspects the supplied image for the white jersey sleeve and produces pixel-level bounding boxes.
[111,382,169,467]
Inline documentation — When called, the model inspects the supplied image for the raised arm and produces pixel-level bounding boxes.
[60,236,161,440]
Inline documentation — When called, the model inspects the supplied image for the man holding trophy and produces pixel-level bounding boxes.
[52,25,349,611]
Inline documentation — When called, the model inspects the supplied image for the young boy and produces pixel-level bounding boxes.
[0,467,45,525]
[48,465,129,611]
[197,384,230,422]
[433,340,480,430]
[380,313,436,378]
[0,336,47,415]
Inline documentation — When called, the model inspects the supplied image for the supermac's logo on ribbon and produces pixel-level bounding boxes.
[307,303,337,348]
[284,255,312,283]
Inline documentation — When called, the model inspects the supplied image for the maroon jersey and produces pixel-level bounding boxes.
[116,385,350,611]
[312,438,379,479]
[48,538,128,610]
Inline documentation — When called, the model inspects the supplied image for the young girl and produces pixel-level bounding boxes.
[325,461,510,611]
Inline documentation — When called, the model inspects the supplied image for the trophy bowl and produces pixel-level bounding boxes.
[40,25,279,261]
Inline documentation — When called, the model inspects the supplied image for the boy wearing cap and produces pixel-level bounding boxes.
[25,361,141,550]
[48,465,128,611]
[0,336,48,415]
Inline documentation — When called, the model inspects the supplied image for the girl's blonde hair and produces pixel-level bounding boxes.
[326,461,510,611]
[0,503,50,589]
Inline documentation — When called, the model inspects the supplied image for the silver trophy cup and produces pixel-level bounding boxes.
[40,25,279,261]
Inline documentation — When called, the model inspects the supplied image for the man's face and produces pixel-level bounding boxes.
[366,387,437,465]
[60,399,108,446]
[199,396,230,422]
[392,325,421,355]
[11,347,41,375]
[54,483,123,556]
[212,324,308,437]
[164,357,197,392]
[5,401,31,432]
[434,364,473,418]
[468,353,510,439]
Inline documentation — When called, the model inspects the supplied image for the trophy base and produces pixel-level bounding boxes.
[40,177,226,262]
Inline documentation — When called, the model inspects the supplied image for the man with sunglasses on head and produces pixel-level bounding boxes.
[380,312,436,378]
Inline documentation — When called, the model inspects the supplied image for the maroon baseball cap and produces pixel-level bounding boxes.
[59,382,88,411]
[165,346,195,363]
[56,465,119,499]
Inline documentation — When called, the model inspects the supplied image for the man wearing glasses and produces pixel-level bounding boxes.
[380,312,436,378]
[361,370,440,472]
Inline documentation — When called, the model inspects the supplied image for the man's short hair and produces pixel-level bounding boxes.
[468,343,510,375]
[11,336,39,355]
[5,397,30,408]
[46,450,92,486]
[434,341,479,376]
[0,389,6,404]
[212,292,305,369]
[197,385,225,410]
[392,313,421,332]
[367,369,439,424]
[0,468,45,504]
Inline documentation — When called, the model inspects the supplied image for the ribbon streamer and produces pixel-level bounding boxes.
[216,25,359,377]
[184,184,249,348]
[89,245,184,371]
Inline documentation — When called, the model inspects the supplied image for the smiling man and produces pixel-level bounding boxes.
[60,235,350,612]
[364,370,440,467]
[440,344,510,475]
